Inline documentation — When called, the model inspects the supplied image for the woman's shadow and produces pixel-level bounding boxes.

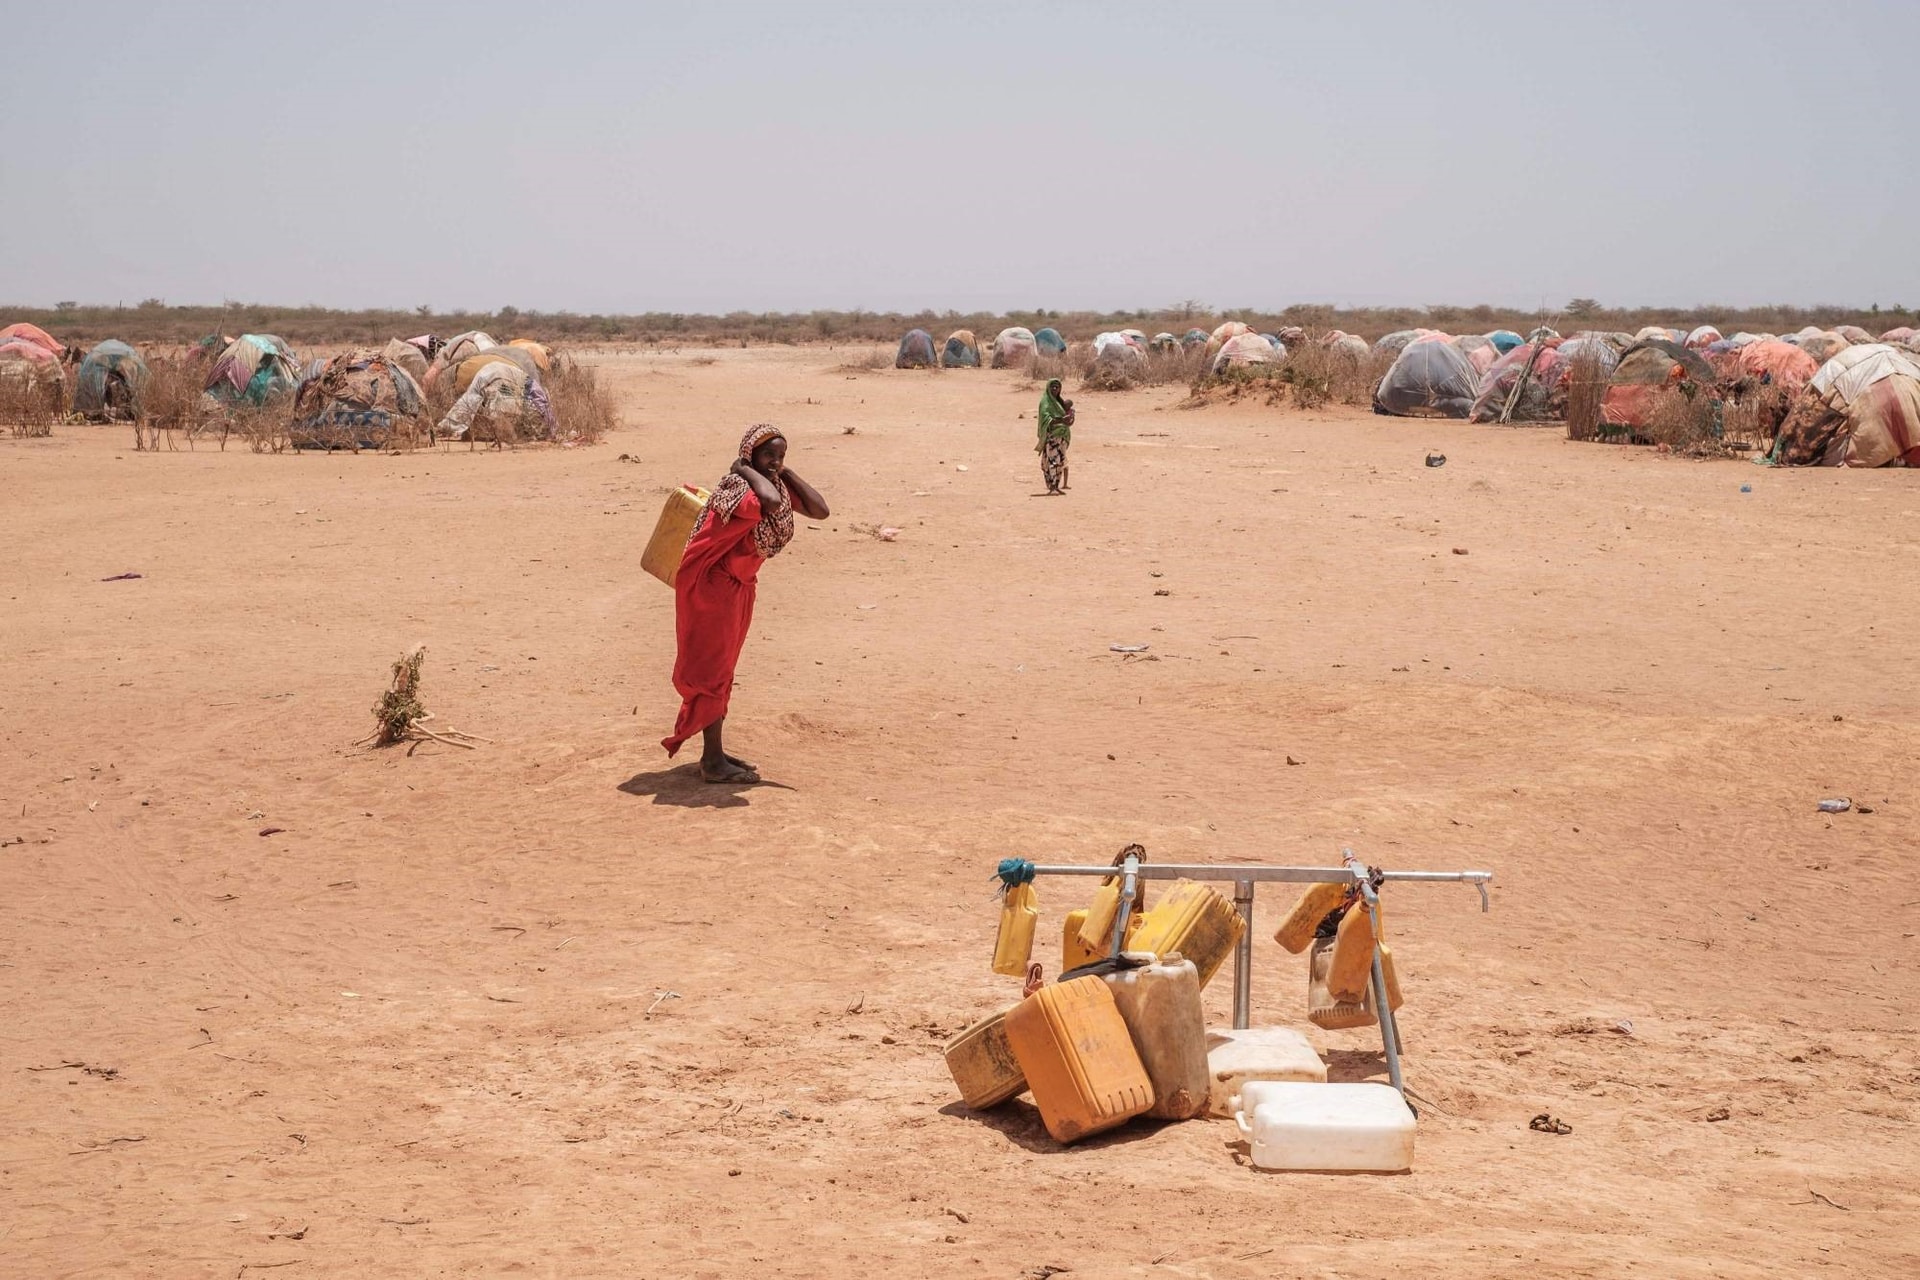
[617,764,794,809]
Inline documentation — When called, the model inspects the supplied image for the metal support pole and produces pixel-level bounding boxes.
[1360,881,1405,1098]
[1109,849,1140,961]
[1232,878,1255,1031]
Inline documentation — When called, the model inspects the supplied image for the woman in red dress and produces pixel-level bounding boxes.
[663,424,830,782]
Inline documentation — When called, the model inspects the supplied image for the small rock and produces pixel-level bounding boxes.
[1285,756,1304,766]
[1451,547,1469,555]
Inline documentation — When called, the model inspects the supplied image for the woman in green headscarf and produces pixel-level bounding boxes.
[1035,378,1074,494]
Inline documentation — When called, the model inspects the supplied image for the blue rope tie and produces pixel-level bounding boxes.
[995,858,1036,888]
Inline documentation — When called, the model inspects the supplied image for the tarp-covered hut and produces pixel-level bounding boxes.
[991,327,1036,368]
[72,340,149,420]
[1599,339,1715,430]
[941,330,980,368]
[1374,341,1480,417]
[1034,327,1067,354]
[291,349,427,449]
[1768,344,1920,467]
[204,334,300,406]
[895,329,937,369]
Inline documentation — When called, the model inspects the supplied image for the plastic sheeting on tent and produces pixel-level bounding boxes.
[1833,325,1874,346]
[941,330,980,368]
[1374,341,1480,418]
[1877,326,1915,345]
[72,340,149,420]
[507,339,552,372]
[1209,321,1252,345]
[1119,329,1147,350]
[427,331,497,387]
[1372,329,1423,355]
[1093,332,1131,356]
[1325,333,1371,361]
[895,329,937,369]
[1635,326,1683,343]
[1034,327,1067,354]
[1796,331,1850,364]
[291,349,427,449]
[205,334,300,406]
[1452,333,1499,375]
[1486,330,1524,354]
[1769,344,1920,467]
[1211,332,1281,375]
[990,327,1036,368]
[1150,332,1178,352]
[1599,339,1715,430]
[1685,325,1722,350]
[1181,328,1209,348]
[0,323,62,357]
[1726,332,1761,348]
[1732,340,1819,392]
[381,337,429,383]
[450,348,540,396]
[437,361,557,440]
[1469,342,1565,422]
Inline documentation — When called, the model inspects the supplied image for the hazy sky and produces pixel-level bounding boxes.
[4,2,1915,314]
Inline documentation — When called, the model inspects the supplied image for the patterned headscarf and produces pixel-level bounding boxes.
[690,423,795,559]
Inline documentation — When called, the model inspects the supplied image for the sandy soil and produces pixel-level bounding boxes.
[3,346,1917,1278]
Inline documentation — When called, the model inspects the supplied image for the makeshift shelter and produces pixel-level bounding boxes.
[895,329,937,369]
[1877,326,1915,345]
[1734,340,1819,392]
[990,327,1036,368]
[504,339,552,372]
[1326,333,1370,361]
[1486,330,1524,354]
[381,337,430,383]
[1374,341,1480,418]
[1181,328,1209,348]
[1092,332,1131,356]
[1150,332,1178,353]
[1768,344,1920,467]
[1275,326,1305,348]
[426,331,497,386]
[71,341,148,420]
[1635,325,1683,343]
[1685,325,1722,350]
[1,323,62,358]
[1469,341,1566,422]
[189,333,235,364]
[1119,329,1148,350]
[204,334,300,406]
[1726,332,1762,348]
[1211,332,1280,375]
[941,330,980,368]
[290,349,427,449]
[1796,331,1850,364]
[1034,327,1067,354]
[0,333,62,368]
[1205,321,1252,359]
[1599,339,1715,430]
[0,330,66,399]
[1084,341,1148,390]
[1834,325,1874,346]
[437,361,557,441]
[450,347,541,395]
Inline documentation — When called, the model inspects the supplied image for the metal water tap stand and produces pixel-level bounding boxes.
[1016,848,1493,1099]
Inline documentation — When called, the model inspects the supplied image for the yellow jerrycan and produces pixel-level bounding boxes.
[1274,880,1351,954]
[641,485,710,587]
[992,882,1040,977]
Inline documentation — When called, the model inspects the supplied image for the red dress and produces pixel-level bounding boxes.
[662,490,766,755]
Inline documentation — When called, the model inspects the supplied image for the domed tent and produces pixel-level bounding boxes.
[1877,326,1915,345]
[1150,332,1178,353]
[72,341,150,420]
[1599,339,1715,431]
[1181,328,1209,348]
[507,338,552,372]
[1205,321,1252,359]
[1834,325,1874,346]
[1084,341,1148,390]
[1119,328,1148,350]
[1685,325,1722,350]
[1767,344,1920,467]
[1211,332,1281,375]
[437,361,557,441]
[291,348,427,449]
[1796,331,1850,364]
[895,329,937,369]
[0,323,63,359]
[449,347,541,396]
[940,330,980,368]
[1033,327,1067,354]
[1469,341,1567,422]
[380,337,430,383]
[205,334,300,406]
[1373,329,1423,356]
[1734,340,1819,392]
[426,331,497,388]
[990,327,1036,368]
[1635,325,1683,343]
[1374,341,1481,418]
[1324,332,1371,361]
[1486,329,1524,354]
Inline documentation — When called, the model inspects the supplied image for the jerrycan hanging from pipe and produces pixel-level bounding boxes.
[992,859,1040,977]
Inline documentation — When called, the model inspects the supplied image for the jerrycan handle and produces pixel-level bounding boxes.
[1234,1106,1253,1139]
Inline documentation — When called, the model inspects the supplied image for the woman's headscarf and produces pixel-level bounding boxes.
[691,423,795,559]
[1038,379,1071,442]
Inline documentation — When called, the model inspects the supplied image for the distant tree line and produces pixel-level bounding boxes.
[9,297,1913,348]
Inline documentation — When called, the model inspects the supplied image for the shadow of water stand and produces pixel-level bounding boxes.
[1016,847,1493,1102]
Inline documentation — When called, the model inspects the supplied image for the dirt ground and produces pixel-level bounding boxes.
[3,346,1917,1279]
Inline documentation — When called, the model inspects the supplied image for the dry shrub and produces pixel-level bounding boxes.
[545,356,616,444]
[138,357,212,450]
[0,367,64,437]
[1183,342,1389,411]
[1640,388,1729,455]
[1563,349,1609,441]
[1720,382,1793,451]
[836,347,891,372]
[1028,343,1095,384]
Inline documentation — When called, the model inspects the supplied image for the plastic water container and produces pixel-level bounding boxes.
[1327,903,1379,1003]
[992,883,1039,977]
[1128,880,1245,991]
[1235,1081,1416,1173]
[1273,880,1349,954]
[1063,896,1145,972]
[1308,935,1375,1030]
[943,1006,1026,1110]
[1102,953,1209,1120]
[1004,975,1154,1143]
[1205,1026,1328,1118]
[641,485,710,587]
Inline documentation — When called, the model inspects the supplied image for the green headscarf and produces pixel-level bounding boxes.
[1037,379,1071,445]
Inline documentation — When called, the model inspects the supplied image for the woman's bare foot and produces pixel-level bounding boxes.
[700,758,760,784]
[723,751,756,773]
